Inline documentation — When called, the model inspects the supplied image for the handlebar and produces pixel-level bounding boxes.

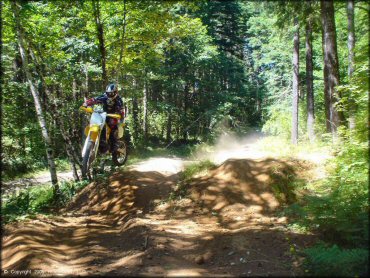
[79,106,93,113]
[79,106,121,119]
[106,113,121,119]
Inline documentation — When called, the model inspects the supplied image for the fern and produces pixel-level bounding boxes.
[304,244,368,277]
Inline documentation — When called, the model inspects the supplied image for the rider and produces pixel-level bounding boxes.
[83,83,125,152]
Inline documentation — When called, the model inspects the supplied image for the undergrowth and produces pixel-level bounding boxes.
[303,243,368,277]
[3,158,72,181]
[2,179,89,224]
[168,160,216,201]
[273,131,369,277]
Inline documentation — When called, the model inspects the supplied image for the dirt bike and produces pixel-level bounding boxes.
[80,104,128,178]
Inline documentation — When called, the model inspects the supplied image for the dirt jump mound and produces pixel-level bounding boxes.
[65,171,178,221]
[2,158,315,277]
[159,158,303,230]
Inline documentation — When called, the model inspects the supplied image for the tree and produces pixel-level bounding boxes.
[347,0,355,78]
[291,17,299,145]
[92,0,108,86]
[11,0,59,193]
[306,7,315,143]
[320,0,345,136]
[347,0,356,130]
[117,0,127,85]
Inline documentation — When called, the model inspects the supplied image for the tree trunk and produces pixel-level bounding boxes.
[166,90,172,143]
[291,18,299,145]
[92,0,108,86]
[255,77,261,118]
[183,83,189,140]
[166,109,172,143]
[321,29,332,132]
[132,96,139,143]
[347,0,356,130]
[118,0,127,84]
[72,78,78,101]
[321,0,345,136]
[11,0,59,193]
[28,46,83,178]
[71,162,79,182]
[306,18,315,143]
[132,79,140,144]
[347,0,355,78]
[143,79,148,139]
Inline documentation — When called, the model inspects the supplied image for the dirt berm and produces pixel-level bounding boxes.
[2,158,316,277]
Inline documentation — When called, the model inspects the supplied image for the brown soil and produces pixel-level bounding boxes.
[2,158,317,277]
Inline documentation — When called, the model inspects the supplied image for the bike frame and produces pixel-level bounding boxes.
[80,105,123,164]
[81,106,107,160]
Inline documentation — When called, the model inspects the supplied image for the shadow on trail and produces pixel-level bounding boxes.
[65,170,177,222]
[2,158,315,276]
[163,158,306,229]
[2,170,178,274]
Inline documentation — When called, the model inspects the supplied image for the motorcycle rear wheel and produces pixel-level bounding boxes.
[112,140,128,166]
[82,140,95,178]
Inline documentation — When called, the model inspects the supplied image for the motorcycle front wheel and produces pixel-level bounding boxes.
[112,140,128,166]
[82,140,95,178]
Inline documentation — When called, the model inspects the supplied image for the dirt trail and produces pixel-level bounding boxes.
[2,171,74,196]
[2,135,321,277]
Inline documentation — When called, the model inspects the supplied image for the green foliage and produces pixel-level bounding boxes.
[2,180,89,223]
[2,185,52,223]
[169,160,216,201]
[285,137,368,243]
[269,169,306,205]
[57,180,90,204]
[54,158,72,172]
[2,157,71,181]
[280,133,368,277]
[180,159,216,181]
[2,156,46,180]
[304,243,368,277]
[261,100,291,139]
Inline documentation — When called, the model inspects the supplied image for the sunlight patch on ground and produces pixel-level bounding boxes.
[166,269,204,277]
[129,157,193,175]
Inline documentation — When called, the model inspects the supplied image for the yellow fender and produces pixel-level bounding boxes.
[118,123,125,138]
[85,124,100,142]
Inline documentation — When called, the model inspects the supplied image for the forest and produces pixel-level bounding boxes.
[1,0,369,276]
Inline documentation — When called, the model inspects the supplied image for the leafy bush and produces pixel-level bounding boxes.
[2,186,53,223]
[2,180,89,223]
[169,160,216,200]
[180,159,216,181]
[280,132,369,276]
[28,185,55,212]
[296,137,367,245]
[304,243,368,277]
[54,158,72,171]
[262,102,292,139]
[2,157,47,180]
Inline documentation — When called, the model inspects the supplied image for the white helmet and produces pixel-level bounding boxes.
[105,83,118,98]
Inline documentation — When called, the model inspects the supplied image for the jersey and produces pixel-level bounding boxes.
[94,93,124,114]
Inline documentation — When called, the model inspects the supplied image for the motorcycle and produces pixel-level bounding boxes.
[79,104,128,178]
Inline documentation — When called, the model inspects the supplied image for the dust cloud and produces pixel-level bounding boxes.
[129,131,268,175]
[194,130,268,165]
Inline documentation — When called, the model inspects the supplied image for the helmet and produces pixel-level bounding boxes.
[105,83,118,98]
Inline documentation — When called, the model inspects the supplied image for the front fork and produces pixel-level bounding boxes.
[82,123,112,157]
[82,124,102,161]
